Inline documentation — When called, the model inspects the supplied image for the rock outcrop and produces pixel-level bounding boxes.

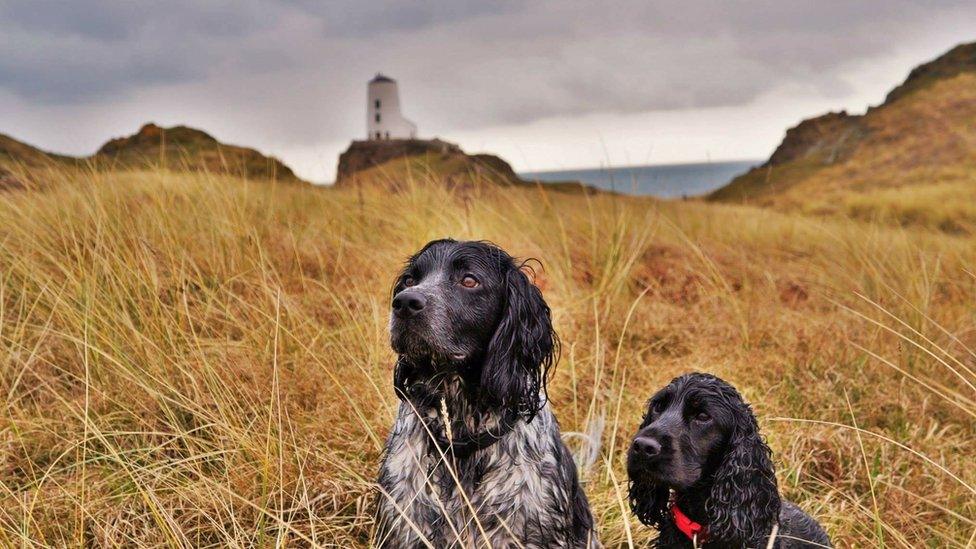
[336,139,462,183]
[763,111,865,168]
[335,138,524,187]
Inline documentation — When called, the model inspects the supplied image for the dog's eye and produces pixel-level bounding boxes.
[652,399,667,413]
[694,411,711,422]
[402,275,416,287]
[460,275,479,288]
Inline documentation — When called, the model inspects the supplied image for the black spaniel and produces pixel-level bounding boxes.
[627,373,830,548]
[375,239,599,548]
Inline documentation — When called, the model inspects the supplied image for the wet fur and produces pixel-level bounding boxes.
[627,373,830,548]
[375,240,598,548]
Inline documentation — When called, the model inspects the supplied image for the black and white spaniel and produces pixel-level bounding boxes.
[628,373,830,548]
[375,239,599,548]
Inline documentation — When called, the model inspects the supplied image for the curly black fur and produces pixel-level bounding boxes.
[481,260,559,418]
[627,373,830,548]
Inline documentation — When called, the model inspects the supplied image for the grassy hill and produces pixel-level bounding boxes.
[0,164,972,546]
[0,133,78,190]
[94,123,305,183]
[0,133,66,169]
[0,124,305,185]
[709,42,976,234]
[336,138,596,193]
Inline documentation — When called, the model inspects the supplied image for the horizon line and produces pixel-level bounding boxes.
[518,157,762,175]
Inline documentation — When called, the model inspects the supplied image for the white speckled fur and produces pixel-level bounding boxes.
[375,383,599,548]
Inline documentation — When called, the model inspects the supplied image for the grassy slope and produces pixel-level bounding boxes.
[0,134,60,169]
[340,152,508,187]
[0,167,974,546]
[341,151,596,194]
[710,62,976,234]
[94,124,305,184]
[0,125,305,185]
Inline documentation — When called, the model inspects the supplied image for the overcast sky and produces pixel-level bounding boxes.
[2,1,975,183]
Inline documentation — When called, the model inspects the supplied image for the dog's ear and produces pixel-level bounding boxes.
[628,478,669,529]
[480,264,556,419]
[706,408,781,544]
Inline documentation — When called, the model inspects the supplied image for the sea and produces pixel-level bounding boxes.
[520,160,759,198]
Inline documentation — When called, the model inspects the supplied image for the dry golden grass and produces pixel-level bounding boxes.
[0,166,973,547]
[713,72,976,235]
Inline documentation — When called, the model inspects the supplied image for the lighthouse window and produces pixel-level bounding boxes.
[375,113,381,122]
[375,99,381,109]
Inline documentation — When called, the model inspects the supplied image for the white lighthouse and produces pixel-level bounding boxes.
[367,74,417,140]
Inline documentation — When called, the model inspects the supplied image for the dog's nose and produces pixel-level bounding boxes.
[632,436,662,457]
[392,291,426,318]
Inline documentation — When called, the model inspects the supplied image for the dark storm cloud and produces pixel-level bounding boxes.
[1,1,974,132]
[289,0,523,37]
[0,0,280,102]
[0,0,272,40]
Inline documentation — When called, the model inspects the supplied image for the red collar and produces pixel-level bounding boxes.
[671,503,706,544]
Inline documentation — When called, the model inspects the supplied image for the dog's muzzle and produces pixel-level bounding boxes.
[392,290,427,319]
